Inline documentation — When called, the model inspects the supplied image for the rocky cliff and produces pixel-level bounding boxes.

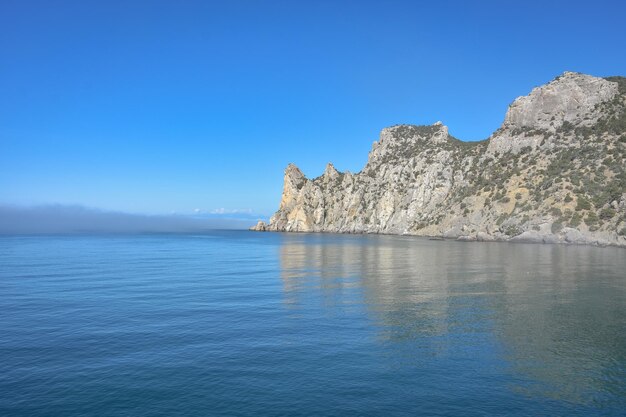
[253,72,626,247]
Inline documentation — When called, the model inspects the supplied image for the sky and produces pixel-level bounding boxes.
[1,0,625,220]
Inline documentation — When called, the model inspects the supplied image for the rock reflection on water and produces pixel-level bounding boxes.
[278,233,626,405]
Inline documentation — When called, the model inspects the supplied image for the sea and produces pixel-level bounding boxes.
[1,231,625,416]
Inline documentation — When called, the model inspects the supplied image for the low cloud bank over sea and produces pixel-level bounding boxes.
[0,205,261,234]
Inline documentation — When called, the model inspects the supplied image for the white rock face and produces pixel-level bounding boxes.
[488,72,620,155]
[255,72,626,248]
[503,72,618,131]
[250,220,267,231]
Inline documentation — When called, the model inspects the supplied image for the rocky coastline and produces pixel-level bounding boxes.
[253,72,626,248]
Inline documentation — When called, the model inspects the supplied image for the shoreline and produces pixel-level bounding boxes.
[250,226,626,249]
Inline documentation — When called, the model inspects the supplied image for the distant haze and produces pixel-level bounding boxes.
[0,205,259,234]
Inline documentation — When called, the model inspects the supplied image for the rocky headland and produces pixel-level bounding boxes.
[253,72,626,247]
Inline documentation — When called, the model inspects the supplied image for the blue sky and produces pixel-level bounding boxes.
[1,0,625,217]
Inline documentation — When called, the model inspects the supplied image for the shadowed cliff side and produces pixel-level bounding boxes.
[253,72,626,247]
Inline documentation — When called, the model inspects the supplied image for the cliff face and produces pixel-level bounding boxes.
[255,72,626,247]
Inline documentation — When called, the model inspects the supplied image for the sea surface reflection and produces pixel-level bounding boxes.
[278,233,626,411]
[0,232,624,416]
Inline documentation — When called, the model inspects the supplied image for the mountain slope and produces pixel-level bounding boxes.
[254,72,626,247]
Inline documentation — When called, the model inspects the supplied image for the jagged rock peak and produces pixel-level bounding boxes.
[503,71,619,131]
[285,162,304,178]
[323,162,340,179]
[278,163,307,211]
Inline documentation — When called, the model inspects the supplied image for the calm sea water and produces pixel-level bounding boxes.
[1,231,625,416]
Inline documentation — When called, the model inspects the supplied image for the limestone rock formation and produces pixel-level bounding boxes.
[254,72,626,247]
[251,220,267,231]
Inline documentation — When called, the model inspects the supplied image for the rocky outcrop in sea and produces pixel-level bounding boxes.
[253,72,626,247]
